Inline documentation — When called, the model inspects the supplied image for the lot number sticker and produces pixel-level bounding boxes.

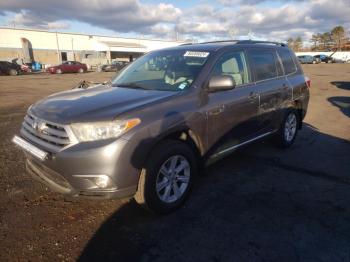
[184,51,209,58]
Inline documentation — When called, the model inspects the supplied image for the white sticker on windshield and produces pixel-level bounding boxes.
[178,82,187,90]
[184,51,209,58]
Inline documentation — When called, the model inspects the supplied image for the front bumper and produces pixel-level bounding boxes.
[13,135,140,199]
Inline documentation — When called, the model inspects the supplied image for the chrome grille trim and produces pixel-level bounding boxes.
[24,115,68,138]
[21,112,73,152]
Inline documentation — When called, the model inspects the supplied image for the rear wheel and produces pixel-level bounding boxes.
[8,69,18,76]
[134,140,197,214]
[273,110,298,148]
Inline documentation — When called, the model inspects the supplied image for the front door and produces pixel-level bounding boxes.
[206,50,260,157]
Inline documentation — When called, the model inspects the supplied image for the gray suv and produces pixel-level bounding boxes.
[13,40,310,213]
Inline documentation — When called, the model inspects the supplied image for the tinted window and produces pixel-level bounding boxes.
[211,51,250,85]
[250,50,278,81]
[278,49,297,75]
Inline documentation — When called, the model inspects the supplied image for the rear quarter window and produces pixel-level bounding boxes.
[278,49,297,75]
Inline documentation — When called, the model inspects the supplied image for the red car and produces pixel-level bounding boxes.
[47,61,87,74]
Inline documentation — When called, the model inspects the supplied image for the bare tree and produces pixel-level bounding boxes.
[287,38,294,49]
[294,37,303,51]
[331,26,346,51]
[319,32,333,50]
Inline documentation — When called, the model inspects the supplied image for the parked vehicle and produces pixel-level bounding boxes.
[13,40,310,213]
[0,61,22,75]
[297,55,318,64]
[98,61,129,72]
[47,61,87,74]
[313,54,334,63]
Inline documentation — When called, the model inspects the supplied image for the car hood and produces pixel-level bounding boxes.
[30,85,178,124]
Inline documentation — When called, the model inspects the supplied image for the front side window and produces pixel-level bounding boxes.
[211,51,250,86]
[278,49,297,75]
[249,50,278,81]
[112,50,211,91]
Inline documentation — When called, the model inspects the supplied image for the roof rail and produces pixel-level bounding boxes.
[235,40,287,47]
[197,39,287,47]
[199,40,239,45]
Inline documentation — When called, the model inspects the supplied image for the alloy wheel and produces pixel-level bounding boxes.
[156,155,190,203]
[284,113,297,142]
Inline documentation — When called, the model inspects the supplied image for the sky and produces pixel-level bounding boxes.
[0,0,349,43]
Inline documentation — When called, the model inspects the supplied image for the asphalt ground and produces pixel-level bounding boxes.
[0,64,349,261]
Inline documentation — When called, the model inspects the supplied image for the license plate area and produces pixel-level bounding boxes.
[12,135,48,161]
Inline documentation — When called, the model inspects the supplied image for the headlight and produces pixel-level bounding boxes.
[71,118,140,142]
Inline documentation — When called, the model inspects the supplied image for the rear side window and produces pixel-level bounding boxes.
[249,50,278,81]
[278,49,297,75]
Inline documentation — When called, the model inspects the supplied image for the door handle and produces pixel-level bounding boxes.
[208,105,225,116]
[249,92,259,100]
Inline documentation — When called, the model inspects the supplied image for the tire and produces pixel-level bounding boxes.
[312,60,316,64]
[8,69,18,76]
[134,139,197,214]
[327,60,332,64]
[273,110,299,148]
[78,68,84,73]
[56,69,62,74]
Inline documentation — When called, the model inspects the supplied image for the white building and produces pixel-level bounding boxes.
[0,27,186,66]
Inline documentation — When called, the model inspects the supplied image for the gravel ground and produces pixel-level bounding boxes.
[0,64,349,261]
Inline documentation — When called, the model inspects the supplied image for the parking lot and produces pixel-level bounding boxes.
[0,64,349,261]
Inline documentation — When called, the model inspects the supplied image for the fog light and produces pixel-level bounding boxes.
[73,174,116,190]
[94,175,109,189]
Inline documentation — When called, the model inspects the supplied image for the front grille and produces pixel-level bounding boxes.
[21,113,71,152]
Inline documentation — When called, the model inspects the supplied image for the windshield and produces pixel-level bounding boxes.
[112,50,210,91]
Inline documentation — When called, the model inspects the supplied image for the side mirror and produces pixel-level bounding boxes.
[208,75,236,92]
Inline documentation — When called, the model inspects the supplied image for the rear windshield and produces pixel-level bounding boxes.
[112,50,211,91]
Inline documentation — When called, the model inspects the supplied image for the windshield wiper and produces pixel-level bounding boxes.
[113,82,149,90]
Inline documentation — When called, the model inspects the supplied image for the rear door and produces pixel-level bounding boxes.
[247,48,292,132]
[277,48,306,105]
[60,61,70,73]
[206,50,261,154]
[70,61,79,72]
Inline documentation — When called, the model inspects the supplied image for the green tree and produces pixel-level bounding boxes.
[310,33,321,50]
[331,26,346,50]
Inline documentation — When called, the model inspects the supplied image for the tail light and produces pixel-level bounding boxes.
[305,76,311,88]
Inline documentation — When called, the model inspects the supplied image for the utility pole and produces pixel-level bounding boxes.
[71,37,75,61]
[56,31,61,63]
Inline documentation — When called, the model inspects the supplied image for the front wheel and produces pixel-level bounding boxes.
[134,140,197,214]
[273,110,299,148]
[9,69,18,76]
[78,68,84,73]
[56,68,62,74]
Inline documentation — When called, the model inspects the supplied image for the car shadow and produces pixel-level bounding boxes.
[328,96,350,117]
[331,81,350,90]
[78,125,350,262]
